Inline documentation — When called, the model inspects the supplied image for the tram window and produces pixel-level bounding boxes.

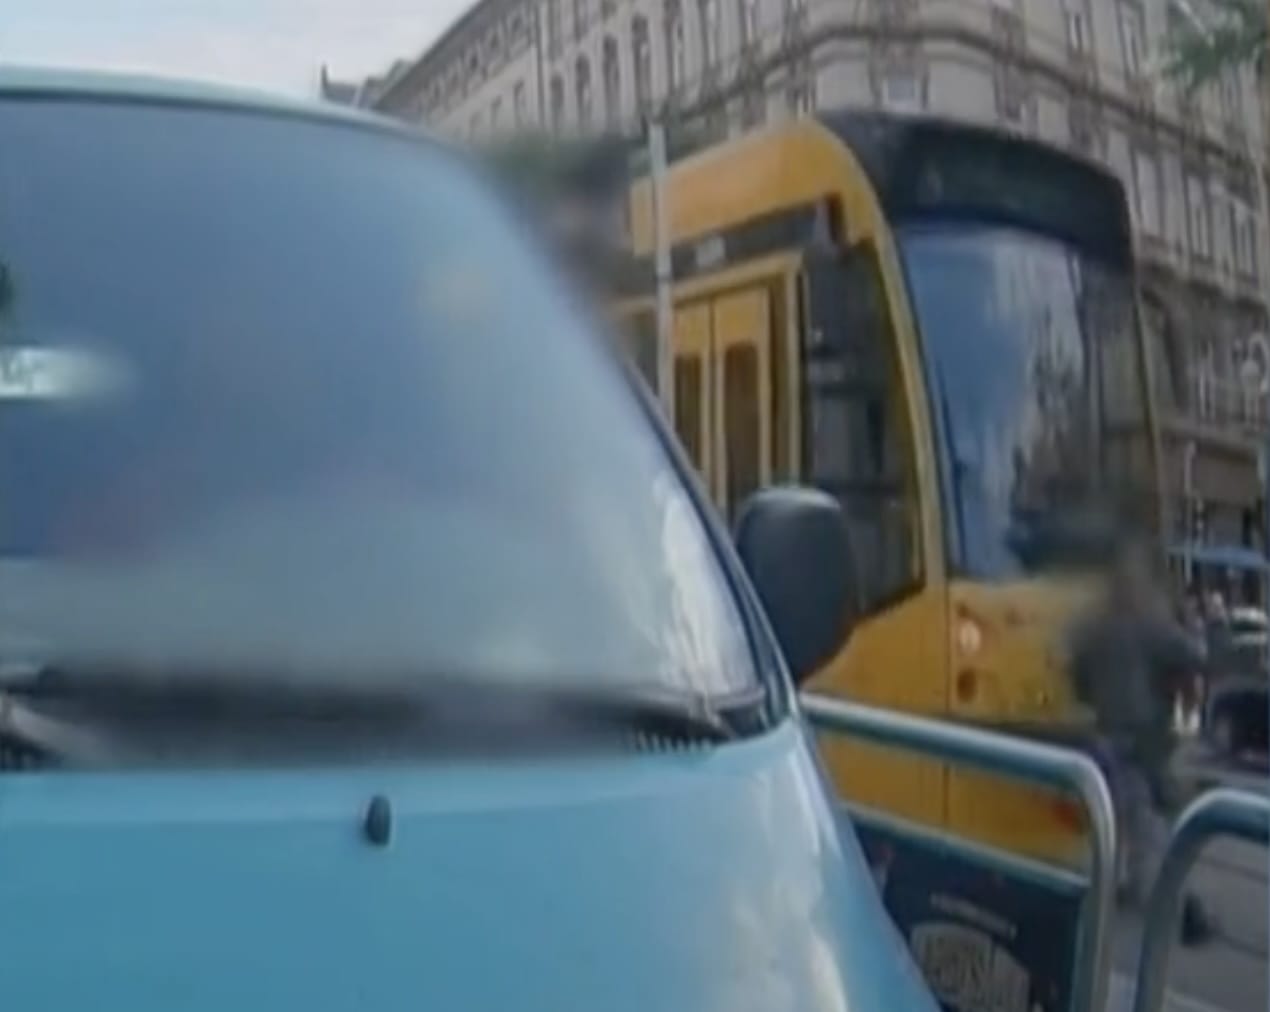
[804,243,921,612]
[675,356,704,469]
[723,343,761,513]
[807,396,850,485]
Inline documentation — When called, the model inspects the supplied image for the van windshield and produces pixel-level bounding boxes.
[0,98,757,698]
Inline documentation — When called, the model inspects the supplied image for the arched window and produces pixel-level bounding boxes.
[602,37,621,129]
[575,57,593,129]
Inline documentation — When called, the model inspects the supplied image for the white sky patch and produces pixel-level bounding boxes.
[0,0,474,97]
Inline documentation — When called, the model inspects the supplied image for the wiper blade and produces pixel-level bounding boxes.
[544,683,764,744]
[0,690,117,765]
[0,665,762,764]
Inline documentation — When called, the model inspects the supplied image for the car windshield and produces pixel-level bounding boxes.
[900,224,1150,580]
[0,97,757,698]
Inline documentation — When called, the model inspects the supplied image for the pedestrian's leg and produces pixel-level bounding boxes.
[1128,763,1219,947]
[1120,764,1165,909]
[1084,739,1132,901]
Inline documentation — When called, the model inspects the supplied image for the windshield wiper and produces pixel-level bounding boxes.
[0,689,119,766]
[0,665,760,765]
[545,682,766,743]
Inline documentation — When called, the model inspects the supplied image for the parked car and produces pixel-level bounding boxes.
[1205,607,1269,761]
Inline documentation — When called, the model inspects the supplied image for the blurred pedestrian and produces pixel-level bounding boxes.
[1069,540,1217,946]
[1178,590,1207,733]
[1204,590,1232,674]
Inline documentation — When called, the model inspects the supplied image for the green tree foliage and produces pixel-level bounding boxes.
[1163,0,1266,91]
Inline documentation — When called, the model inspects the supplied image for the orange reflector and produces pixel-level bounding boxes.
[1052,797,1085,831]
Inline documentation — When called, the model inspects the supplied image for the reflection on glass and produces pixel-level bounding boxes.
[0,99,756,698]
[901,225,1147,580]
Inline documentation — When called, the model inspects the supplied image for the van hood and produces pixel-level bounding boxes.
[0,722,935,1012]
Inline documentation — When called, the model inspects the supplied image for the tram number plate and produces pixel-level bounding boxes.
[911,922,1032,1012]
[852,818,1080,1012]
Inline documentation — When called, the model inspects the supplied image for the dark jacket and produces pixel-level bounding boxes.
[1069,609,1202,770]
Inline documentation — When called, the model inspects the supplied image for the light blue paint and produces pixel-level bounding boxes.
[0,64,402,135]
[0,722,937,1012]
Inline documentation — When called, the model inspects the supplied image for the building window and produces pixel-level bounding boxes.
[665,0,687,92]
[1233,204,1259,277]
[513,80,528,126]
[633,16,653,112]
[787,74,816,116]
[1217,192,1240,270]
[576,57,594,129]
[880,69,923,112]
[1219,71,1244,124]
[1227,198,1241,269]
[1187,176,1212,258]
[1065,2,1089,52]
[603,36,622,129]
[602,0,618,19]
[1131,149,1161,236]
[994,67,1027,124]
[547,0,563,55]
[550,74,566,132]
[701,0,722,70]
[783,0,808,41]
[1117,0,1147,78]
[742,86,766,127]
[740,0,761,47]
[574,0,591,39]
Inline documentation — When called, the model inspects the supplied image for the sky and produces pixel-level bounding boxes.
[1,0,475,97]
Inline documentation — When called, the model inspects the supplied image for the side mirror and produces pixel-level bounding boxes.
[734,487,856,686]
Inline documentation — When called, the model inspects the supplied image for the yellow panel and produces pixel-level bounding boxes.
[943,577,1101,869]
[625,121,947,594]
[711,287,773,519]
[663,258,800,492]
[810,587,949,830]
[673,304,712,485]
[628,120,891,253]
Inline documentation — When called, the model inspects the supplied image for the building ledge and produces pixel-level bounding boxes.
[1162,413,1266,452]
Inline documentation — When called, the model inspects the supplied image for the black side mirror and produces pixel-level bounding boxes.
[734,487,856,686]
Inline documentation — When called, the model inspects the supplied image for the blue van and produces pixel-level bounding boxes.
[0,70,940,1011]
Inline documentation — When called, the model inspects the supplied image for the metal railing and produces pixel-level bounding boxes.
[801,694,1117,1012]
[1131,788,1270,1012]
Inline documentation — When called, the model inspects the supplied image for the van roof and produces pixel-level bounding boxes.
[0,65,410,138]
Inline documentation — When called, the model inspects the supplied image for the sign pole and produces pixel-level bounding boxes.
[647,116,674,423]
[1263,434,1270,621]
